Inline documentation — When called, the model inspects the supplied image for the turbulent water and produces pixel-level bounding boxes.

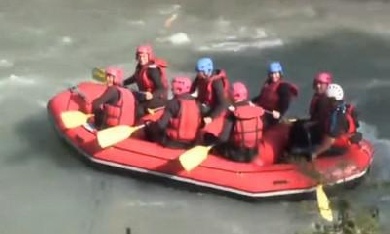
[1,0,390,233]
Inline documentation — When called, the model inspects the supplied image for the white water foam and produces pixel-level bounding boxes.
[60,36,73,45]
[367,79,390,89]
[157,4,181,15]
[0,59,14,68]
[358,121,390,182]
[154,14,284,52]
[35,100,47,108]
[0,74,37,87]
[156,32,191,45]
[197,39,284,52]
[126,20,145,26]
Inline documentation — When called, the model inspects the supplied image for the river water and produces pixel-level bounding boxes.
[1,0,390,233]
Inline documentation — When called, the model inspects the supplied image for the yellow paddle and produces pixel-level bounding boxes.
[97,124,146,148]
[316,184,333,222]
[92,67,107,82]
[146,106,165,115]
[95,106,165,148]
[61,111,93,129]
[179,145,214,171]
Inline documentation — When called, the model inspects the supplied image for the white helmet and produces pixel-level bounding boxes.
[326,83,344,101]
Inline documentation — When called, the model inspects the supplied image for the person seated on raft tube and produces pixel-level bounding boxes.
[123,44,168,119]
[252,61,298,127]
[288,72,333,147]
[204,82,265,163]
[91,67,136,130]
[190,57,230,135]
[144,76,203,149]
[292,83,361,161]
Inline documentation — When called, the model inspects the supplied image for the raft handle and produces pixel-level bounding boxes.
[273,180,288,185]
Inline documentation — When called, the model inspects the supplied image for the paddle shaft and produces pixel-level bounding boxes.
[69,86,88,101]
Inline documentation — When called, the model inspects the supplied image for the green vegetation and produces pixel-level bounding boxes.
[289,158,381,234]
[298,198,380,234]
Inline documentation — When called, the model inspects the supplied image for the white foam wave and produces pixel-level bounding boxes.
[23,27,46,35]
[367,79,390,89]
[125,201,165,207]
[60,36,73,45]
[126,20,145,26]
[36,100,47,108]
[197,39,283,52]
[158,4,181,15]
[0,74,36,87]
[359,122,390,182]
[156,32,191,45]
[0,59,14,67]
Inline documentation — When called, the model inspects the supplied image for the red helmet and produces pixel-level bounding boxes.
[231,82,248,102]
[105,66,124,85]
[135,44,154,60]
[314,72,333,85]
[171,76,192,95]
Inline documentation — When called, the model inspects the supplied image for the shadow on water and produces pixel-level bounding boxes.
[11,111,84,168]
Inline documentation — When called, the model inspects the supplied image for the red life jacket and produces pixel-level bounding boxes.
[196,69,229,106]
[166,98,202,142]
[326,103,358,148]
[104,87,136,127]
[309,93,329,122]
[135,58,168,99]
[256,80,298,111]
[230,105,264,149]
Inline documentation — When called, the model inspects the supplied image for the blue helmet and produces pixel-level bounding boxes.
[195,57,213,76]
[268,61,283,74]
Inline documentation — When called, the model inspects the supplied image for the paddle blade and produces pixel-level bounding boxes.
[179,145,213,171]
[316,184,333,222]
[97,125,145,148]
[61,111,93,129]
[147,106,165,115]
[92,67,106,82]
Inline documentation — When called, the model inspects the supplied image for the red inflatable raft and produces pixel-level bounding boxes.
[47,82,374,199]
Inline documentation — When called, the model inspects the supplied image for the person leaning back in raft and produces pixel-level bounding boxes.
[190,57,231,137]
[123,44,168,119]
[252,61,298,127]
[290,83,362,161]
[288,72,333,152]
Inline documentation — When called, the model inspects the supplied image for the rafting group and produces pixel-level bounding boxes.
[81,43,362,163]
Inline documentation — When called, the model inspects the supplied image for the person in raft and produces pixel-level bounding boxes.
[252,61,298,127]
[123,44,168,119]
[308,83,361,160]
[288,72,333,151]
[204,82,265,163]
[144,76,203,149]
[189,57,230,136]
[91,66,136,130]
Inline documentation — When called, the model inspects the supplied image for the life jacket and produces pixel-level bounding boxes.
[309,93,329,122]
[326,103,358,148]
[196,69,230,107]
[230,105,264,149]
[166,98,202,142]
[135,58,168,99]
[104,87,136,127]
[256,80,298,111]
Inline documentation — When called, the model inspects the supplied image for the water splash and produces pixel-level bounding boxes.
[359,122,390,182]
[156,32,191,45]
[0,59,14,68]
[0,74,36,87]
